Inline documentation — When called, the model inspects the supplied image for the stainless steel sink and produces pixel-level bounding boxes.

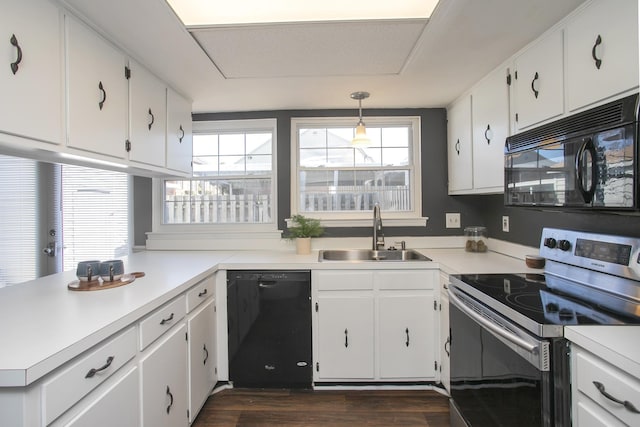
[318,249,431,262]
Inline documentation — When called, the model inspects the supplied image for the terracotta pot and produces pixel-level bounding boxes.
[296,237,311,255]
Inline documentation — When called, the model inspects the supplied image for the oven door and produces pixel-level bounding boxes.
[448,287,570,427]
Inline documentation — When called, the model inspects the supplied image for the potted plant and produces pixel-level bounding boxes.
[287,214,324,254]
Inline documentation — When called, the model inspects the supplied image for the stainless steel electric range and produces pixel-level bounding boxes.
[448,228,640,427]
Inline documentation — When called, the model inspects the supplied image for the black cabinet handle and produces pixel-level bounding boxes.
[98,81,106,110]
[531,72,539,99]
[85,356,114,378]
[444,336,451,357]
[405,328,410,347]
[148,108,154,130]
[160,312,174,325]
[9,34,22,75]
[484,124,491,144]
[592,34,603,69]
[203,344,209,365]
[344,328,348,348]
[198,288,208,297]
[178,125,185,143]
[593,381,640,413]
[166,386,174,414]
[455,139,460,155]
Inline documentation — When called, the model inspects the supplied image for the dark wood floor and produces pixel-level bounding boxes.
[192,388,451,426]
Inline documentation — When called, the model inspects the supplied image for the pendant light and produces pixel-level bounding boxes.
[350,91,371,146]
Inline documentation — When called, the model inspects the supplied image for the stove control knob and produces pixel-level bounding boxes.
[545,302,559,313]
[544,237,557,248]
[558,240,572,251]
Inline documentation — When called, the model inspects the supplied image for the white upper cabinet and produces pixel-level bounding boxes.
[129,60,167,167]
[447,95,473,193]
[66,15,128,159]
[471,67,509,192]
[0,0,63,144]
[512,29,564,131]
[566,0,639,112]
[166,88,193,174]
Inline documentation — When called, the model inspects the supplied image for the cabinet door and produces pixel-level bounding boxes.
[447,95,473,193]
[566,0,639,112]
[187,299,216,423]
[378,295,436,379]
[66,16,128,159]
[166,88,193,174]
[316,296,374,380]
[439,273,450,392]
[0,0,62,144]
[472,67,509,191]
[140,324,188,427]
[62,367,139,427]
[512,29,564,131]
[129,60,167,167]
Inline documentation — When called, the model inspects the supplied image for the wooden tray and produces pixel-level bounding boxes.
[68,272,145,292]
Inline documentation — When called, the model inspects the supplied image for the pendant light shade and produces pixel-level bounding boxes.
[350,91,371,146]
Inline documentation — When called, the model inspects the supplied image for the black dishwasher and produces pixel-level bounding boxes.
[227,270,311,388]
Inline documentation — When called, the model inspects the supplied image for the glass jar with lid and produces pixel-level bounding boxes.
[465,226,488,252]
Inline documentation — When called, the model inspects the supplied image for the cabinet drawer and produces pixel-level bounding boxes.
[315,270,373,290]
[186,277,214,313]
[43,327,136,425]
[375,270,435,290]
[139,295,186,350]
[575,346,640,426]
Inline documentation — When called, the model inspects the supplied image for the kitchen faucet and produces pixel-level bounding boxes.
[372,203,385,250]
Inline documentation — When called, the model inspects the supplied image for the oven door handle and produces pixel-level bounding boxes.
[575,137,597,204]
[448,288,538,353]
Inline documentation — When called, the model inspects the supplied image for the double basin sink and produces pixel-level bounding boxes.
[318,249,431,262]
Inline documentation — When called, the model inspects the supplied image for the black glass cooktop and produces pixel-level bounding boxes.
[452,273,640,328]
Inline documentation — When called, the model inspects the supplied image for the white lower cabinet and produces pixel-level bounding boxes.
[313,269,438,383]
[61,367,139,427]
[571,344,640,427]
[140,323,188,427]
[316,295,375,380]
[378,295,434,379]
[438,272,450,392]
[187,298,217,423]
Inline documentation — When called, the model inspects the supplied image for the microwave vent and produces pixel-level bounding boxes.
[506,94,638,152]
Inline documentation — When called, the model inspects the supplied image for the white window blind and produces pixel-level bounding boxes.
[0,155,37,287]
[62,165,130,271]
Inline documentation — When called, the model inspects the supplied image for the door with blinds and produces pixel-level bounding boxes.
[0,155,130,287]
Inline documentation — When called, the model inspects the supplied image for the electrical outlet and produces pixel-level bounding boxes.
[446,213,461,229]
[502,215,510,232]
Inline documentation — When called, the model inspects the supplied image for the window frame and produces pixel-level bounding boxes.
[290,116,424,226]
[154,118,278,233]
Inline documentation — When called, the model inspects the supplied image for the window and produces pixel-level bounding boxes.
[163,119,277,226]
[292,117,422,223]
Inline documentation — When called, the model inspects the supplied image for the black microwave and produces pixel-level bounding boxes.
[505,94,639,210]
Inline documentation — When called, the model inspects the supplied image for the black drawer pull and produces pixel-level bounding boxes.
[405,328,410,347]
[344,328,348,348]
[593,381,640,413]
[160,312,174,325]
[198,288,208,297]
[203,344,209,365]
[148,108,154,130]
[455,139,460,155]
[166,385,174,414]
[178,125,185,143]
[444,336,450,357]
[85,356,114,378]
[531,72,539,99]
[592,34,602,69]
[98,81,106,110]
[10,34,22,75]
[484,124,491,144]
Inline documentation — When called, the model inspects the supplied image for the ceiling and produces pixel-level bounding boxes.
[61,0,586,113]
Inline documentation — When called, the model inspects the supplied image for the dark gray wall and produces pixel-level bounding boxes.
[193,108,485,238]
[133,109,640,247]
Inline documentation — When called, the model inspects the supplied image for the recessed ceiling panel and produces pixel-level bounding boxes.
[191,20,427,79]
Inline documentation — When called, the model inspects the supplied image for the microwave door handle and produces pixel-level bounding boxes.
[575,137,597,203]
